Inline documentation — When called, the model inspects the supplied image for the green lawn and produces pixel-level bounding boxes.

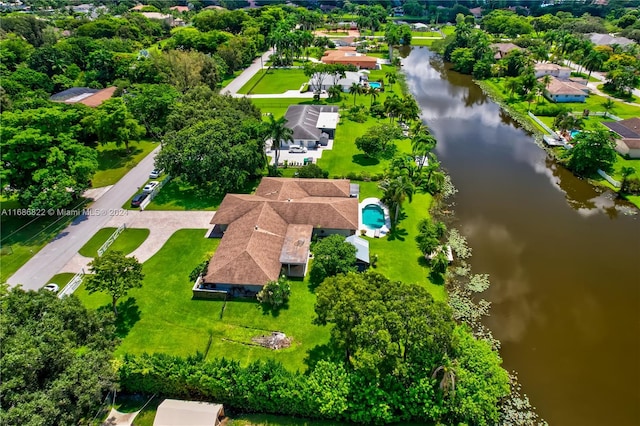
[483,78,640,119]
[411,38,437,46]
[237,68,309,95]
[75,229,330,372]
[358,182,445,301]
[93,141,158,188]
[0,197,88,282]
[441,25,455,35]
[220,71,241,89]
[46,272,76,289]
[412,31,441,37]
[78,227,150,258]
[144,177,259,211]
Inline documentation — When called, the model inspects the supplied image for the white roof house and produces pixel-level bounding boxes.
[153,399,224,426]
[316,112,340,130]
[309,71,369,92]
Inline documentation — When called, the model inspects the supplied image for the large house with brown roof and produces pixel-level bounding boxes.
[534,63,572,79]
[490,43,521,59]
[321,47,378,69]
[602,117,640,158]
[196,178,358,297]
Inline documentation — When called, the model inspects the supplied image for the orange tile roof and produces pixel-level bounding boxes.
[78,86,116,107]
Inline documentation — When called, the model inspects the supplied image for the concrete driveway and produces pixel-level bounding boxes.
[60,210,215,274]
[7,145,161,290]
[222,49,273,96]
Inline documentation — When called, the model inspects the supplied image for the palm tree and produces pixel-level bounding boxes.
[431,362,456,397]
[524,91,536,112]
[266,115,293,174]
[384,94,402,124]
[379,175,414,228]
[505,77,520,101]
[602,98,615,118]
[349,82,362,106]
[411,132,437,171]
[583,50,605,80]
[367,86,380,107]
[385,71,397,88]
[328,84,342,101]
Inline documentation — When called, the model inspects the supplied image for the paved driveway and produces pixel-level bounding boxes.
[7,145,161,290]
[222,49,273,96]
[60,211,215,274]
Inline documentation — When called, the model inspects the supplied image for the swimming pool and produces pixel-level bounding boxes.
[362,204,385,229]
[369,82,382,89]
[570,130,580,138]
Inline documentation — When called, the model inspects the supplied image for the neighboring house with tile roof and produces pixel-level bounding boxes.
[282,105,339,149]
[196,178,358,297]
[534,63,572,79]
[602,117,640,158]
[540,76,588,103]
[490,43,522,59]
[588,33,635,47]
[49,86,116,107]
[321,47,379,69]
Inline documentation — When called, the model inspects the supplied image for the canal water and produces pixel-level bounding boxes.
[401,47,640,425]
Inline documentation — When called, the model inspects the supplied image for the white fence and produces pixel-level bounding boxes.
[527,112,555,135]
[140,175,171,211]
[597,169,621,188]
[98,223,126,257]
[58,270,85,298]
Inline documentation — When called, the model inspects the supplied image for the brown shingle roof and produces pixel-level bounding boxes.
[541,77,586,96]
[78,86,116,107]
[205,178,358,287]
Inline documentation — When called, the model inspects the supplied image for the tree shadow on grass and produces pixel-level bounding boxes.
[96,146,144,171]
[304,342,344,371]
[352,154,380,167]
[428,271,446,286]
[260,301,289,318]
[386,226,408,241]
[98,297,141,338]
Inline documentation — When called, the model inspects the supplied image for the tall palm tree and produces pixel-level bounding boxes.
[328,84,343,101]
[385,71,397,87]
[379,175,414,228]
[384,94,402,124]
[266,115,293,174]
[541,74,552,91]
[349,82,362,106]
[601,98,615,118]
[505,77,520,101]
[367,86,380,107]
[411,132,437,171]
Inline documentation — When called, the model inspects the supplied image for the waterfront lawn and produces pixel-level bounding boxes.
[411,38,436,46]
[0,197,88,282]
[93,141,158,188]
[78,227,149,258]
[482,78,640,119]
[75,229,330,372]
[357,181,445,301]
[145,177,259,211]
[237,68,309,95]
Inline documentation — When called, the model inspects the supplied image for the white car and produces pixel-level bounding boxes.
[289,145,307,153]
[149,168,163,178]
[143,181,159,193]
[44,283,59,292]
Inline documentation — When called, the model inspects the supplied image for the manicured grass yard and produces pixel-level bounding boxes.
[411,38,437,46]
[78,227,150,258]
[357,182,445,301]
[75,230,330,372]
[145,177,260,211]
[93,141,158,188]
[237,68,309,95]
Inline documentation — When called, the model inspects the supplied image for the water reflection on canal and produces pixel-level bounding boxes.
[402,46,640,425]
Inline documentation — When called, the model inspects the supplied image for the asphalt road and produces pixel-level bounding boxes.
[222,49,273,96]
[7,145,161,290]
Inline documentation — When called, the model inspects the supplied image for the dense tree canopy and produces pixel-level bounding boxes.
[1,106,98,209]
[567,129,617,176]
[0,286,116,425]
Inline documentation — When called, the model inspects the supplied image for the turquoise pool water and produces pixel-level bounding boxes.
[570,130,580,138]
[369,82,381,89]
[362,204,385,229]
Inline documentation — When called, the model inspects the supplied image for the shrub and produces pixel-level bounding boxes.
[257,276,291,308]
[298,163,328,178]
[189,259,209,282]
[533,104,567,117]
[622,176,640,195]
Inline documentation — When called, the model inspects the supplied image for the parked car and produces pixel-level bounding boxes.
[149,168,164,178]
[131,192,148,207]
[44,283,59,292]
[289,145,307,153]
[143,181,159,193]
